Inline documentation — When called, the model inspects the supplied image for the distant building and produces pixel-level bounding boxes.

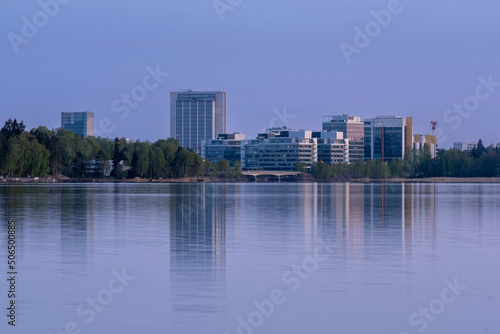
[453,142,477,151]
[322,115,364,161]
[313,131,350,164]
[258,136,317,171]
[201,133,245,165]
[86,159,113,176]
[364,116,413,161]
[239,128,350,171]
[414,134,438,158]
[251,129,315,171]
[260,127,286,136]
[217,133,245,141]
[61,111,94,138]
[241,139,260,170]
[170,90,226,150]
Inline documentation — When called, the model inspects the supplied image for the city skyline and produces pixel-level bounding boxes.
[1,2,498,332]
[2,87,498,149]
[7,107,499,150]
[2,1,499,148]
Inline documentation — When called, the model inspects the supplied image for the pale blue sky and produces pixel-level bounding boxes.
[1,0,499,147]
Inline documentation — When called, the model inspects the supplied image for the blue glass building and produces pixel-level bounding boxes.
[61,111,94,138]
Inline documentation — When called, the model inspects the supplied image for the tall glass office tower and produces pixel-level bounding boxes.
[170,91,226,150]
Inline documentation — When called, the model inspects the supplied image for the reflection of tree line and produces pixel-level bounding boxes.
[0,185,96,275]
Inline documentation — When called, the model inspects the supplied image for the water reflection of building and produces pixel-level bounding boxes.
[316,183,363,257]
[410,183,437,249]
[317,183,415,262]
[300,183,318,256]
[362,183,414,267]
[169,183,227,323]
[60,186,95,274]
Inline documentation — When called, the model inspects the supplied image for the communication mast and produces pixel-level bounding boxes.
[429,121,437,136]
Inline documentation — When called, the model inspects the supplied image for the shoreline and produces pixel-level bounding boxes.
[2,176,500,184]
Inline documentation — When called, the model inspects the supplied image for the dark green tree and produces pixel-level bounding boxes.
[0,134,7,174]
[174,147,189,178]
[294,161,307,172]
[1,118,26,140]
[232,161,242,178]
[216,159,230,177]
[471,139,486,159]
[111,138,123,178]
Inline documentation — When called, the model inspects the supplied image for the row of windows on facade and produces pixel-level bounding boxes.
[176,113,214,118]
[175,108,214,113]
[176,124,213,129]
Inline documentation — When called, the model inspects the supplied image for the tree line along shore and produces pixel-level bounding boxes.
[1,118,500,182]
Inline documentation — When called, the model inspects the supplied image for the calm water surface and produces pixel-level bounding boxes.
[0,183,499,334]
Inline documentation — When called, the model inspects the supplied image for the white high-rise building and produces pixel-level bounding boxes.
[170,91,226,150]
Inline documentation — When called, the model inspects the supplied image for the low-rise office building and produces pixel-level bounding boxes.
[313,131,349,164]
[258,136,317,171]
[241,139,260,170]
[453,142,477,151]
[364,116,413,161]
[207,128,350,171]
[322,114,364,161]
[201,133,245,165]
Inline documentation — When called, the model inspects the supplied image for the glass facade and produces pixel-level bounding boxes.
[61,112,94,138]
[364,121,372,160]
[383,127,403,161]
[241,140,260,170]
[258,138,317,171]
[171,92,225,150]
[364,116,408,161]
[317,138,349,164]
[176,100,214,150]
[202,140,242,166]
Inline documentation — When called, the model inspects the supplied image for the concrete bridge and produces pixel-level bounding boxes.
[242,171,303,181]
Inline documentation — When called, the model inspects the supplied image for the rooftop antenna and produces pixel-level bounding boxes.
[429,121,437,136]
